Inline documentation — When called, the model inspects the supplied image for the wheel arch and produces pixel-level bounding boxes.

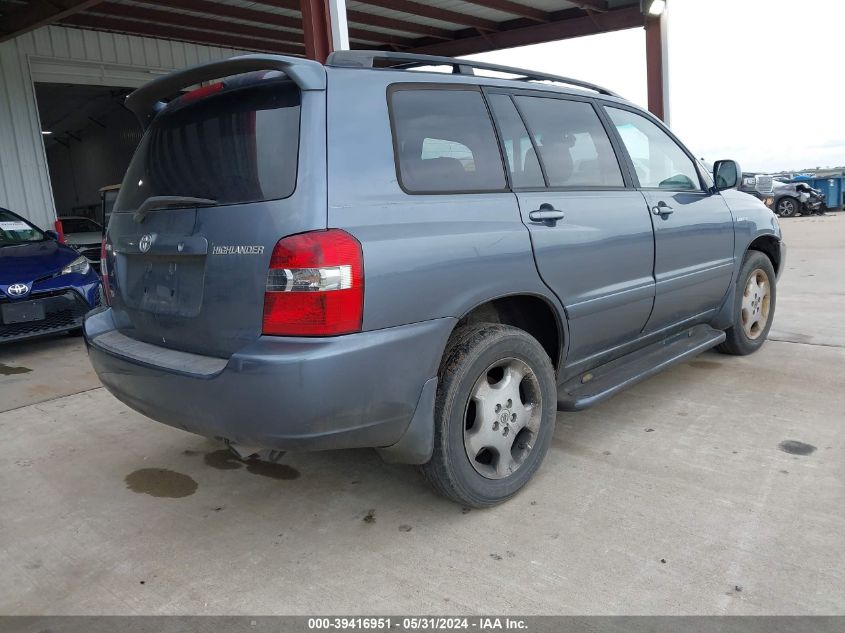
[747,234,783,276]
[452,293,566,373]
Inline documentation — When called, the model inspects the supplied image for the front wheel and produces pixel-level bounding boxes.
[776,197,798,217]
[717,250,777,356]
[421,324,556,508]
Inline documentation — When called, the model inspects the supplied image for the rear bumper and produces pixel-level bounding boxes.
[84,308,454,454]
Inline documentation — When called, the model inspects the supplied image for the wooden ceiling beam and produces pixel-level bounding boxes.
[93,2,305,45]
[355,0,499,31]
[1,0,105,42]
[459,0,549,23]
[61,13,304,54]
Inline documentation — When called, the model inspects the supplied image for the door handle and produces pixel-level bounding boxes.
[529,204,565,223]
[652,201,674,217]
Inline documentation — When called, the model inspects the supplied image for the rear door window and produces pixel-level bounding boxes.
[115,79,301,213]
[514,96,624,188]
[390,87,506,194]
[487,93,545,189]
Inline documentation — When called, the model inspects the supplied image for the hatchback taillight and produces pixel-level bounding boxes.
[262,229,363,336]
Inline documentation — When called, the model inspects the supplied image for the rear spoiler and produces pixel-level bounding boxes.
[125,54,326,128]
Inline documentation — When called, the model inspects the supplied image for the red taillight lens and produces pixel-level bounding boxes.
[53,219,65,243]
[100,237,111,306]
[181,82,224,103]
[262,229,363,337]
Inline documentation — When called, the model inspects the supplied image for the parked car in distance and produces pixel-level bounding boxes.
[740,172,775,209]
[1,207,101,343]
[773,181,825,216]
[99,185,121,231]
[85,52,785,507]
[58,215,104,270]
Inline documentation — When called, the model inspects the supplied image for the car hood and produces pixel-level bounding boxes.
[0,239,79,284]
[64,231,102,246]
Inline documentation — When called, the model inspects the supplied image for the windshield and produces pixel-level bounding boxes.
[115,79,301,213]
[0,208,44,246]
[61,217,102,233]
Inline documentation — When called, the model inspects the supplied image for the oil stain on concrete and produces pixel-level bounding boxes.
[778,440,817,456]
[203,449,243,470]
[125,468,198,498]
[245,459,300,480]
[202,449,300,480]
[0,363,32,375]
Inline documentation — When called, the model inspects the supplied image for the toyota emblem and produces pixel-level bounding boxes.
[7,283,29,297]
[139,234,153,253]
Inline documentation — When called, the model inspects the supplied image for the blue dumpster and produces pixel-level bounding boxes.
[810,176,843,209]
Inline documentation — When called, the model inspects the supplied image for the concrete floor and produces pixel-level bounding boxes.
[0,214,843,615]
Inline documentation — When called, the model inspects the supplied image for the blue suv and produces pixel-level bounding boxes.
[85,52,785,506]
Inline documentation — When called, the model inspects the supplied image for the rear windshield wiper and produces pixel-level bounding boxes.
[132,196,217,223]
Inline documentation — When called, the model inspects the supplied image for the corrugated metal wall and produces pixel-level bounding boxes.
[0,26,246,229]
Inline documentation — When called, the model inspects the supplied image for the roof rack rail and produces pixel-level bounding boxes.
[326,50,621,98]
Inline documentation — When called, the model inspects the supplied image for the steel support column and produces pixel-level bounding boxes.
[645,10,669,123]
[300,0,332,62]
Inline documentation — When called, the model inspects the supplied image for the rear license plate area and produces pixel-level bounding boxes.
[123,257,205,317]
[2,300,46,324]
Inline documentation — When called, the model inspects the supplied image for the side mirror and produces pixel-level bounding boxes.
[713,160,741,191]
[44,230,60,240]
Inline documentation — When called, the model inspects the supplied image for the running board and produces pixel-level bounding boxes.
[557,325,726,412]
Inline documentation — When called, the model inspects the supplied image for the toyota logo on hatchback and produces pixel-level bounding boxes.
[139,234,153,253]
[7,283,29,297]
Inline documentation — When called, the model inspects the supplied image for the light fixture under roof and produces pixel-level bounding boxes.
[41,130,52,135]
[647,0,666,16]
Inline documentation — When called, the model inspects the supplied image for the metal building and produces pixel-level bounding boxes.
[0,0,669,229]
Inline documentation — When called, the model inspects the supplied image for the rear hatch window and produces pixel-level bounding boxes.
[115,78,300,213]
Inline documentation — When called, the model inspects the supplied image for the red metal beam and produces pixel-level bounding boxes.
[93,2,305,45]
[410,5,643,57]
[345,9,455,41]
[144,0,301,33]
[300,0,332,62]
[0,0,106,42]
[248,0,300,11]
[459,0,549,23]
[142,0,411,49]
[645,15,667,121]
[61,13,303,54]
[355,0,499,32]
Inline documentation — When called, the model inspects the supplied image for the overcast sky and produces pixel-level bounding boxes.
[471,0,845,173]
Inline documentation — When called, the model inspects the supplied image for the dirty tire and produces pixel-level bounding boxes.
[717,250,777,356]
[776,197,798,217]
[420,323,556,508]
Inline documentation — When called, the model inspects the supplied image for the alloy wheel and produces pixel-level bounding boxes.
[463,357,543,480]
[741,268,771,340]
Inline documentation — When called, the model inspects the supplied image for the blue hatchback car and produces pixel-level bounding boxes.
[1,207,101,343]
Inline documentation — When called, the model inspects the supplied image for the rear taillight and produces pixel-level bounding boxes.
[53,219,65,243]
[100,237,111,306]
[262,229,363,337]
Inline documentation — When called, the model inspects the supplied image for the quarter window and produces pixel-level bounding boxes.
[390,88,506,193]
[605,107,701,191]
[514,96,624,188]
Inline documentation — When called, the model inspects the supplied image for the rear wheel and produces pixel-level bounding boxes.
[776,197,798,217]
[717,250,776,356]
[421,324,556,508]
